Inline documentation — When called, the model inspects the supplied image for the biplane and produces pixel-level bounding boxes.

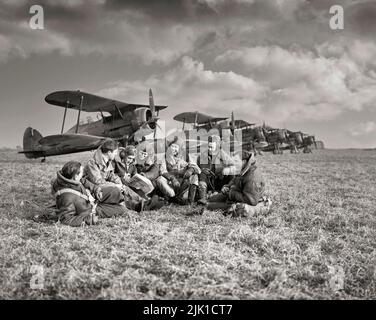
[19,89,167,161]
[173,111,267,152]
[263,127,317,154]
[173,111,320,154]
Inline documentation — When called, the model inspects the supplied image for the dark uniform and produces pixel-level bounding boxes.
[207,151,266,212]
[51,171,126,227]
[161,139,201,204]
[196,146,237,204]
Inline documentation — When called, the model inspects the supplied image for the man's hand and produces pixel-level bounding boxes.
[202,168,214,176]
[171,177,180,190]
[221,185,230,195]
[94,187,103,201]
[123,173,131,184]
[183,168,194,179]
[222,167,232,176]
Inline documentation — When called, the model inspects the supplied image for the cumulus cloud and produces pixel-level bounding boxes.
[215,43,376,124]
[98,56,266,122]
[1,0,376,65]
[348,121,376,137]
[1,0,376,147]
[0,0,200,64]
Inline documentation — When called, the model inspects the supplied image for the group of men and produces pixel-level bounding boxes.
[51,135,271,227]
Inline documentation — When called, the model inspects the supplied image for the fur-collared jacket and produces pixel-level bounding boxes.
[51,171,101,226]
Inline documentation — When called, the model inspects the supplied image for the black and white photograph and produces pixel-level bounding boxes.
[0,0,375,305]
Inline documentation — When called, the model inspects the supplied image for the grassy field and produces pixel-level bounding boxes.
[0,149,375,299]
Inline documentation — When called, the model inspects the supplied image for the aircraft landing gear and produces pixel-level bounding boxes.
[273,144,283,154]
[290,145,299,154]
[303,146,312,153]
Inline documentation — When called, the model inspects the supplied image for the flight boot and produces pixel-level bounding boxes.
[187,184,197,205]
[197,181,208,205]
[174,179,191,205]
[144,195,165,211]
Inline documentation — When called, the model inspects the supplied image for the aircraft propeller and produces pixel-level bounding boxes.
[230,111,236,134]
[148,88,160,138]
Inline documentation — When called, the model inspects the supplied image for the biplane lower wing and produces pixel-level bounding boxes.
[20,127,107,159]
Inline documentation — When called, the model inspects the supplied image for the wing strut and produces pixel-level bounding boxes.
[75,94,84,134]
[115,104,124,120]
[61,100,69,134]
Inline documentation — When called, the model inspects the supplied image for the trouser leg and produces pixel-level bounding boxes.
[100,186,123,204]
[60,212,92,227]
[96,203,127,218]
[197,181,208,205]
[188,184,197,205]
[206,202,232,211]
[208,193,228,202]
[156,176,175,199]
[176,178,190,200]
[206,192,231,211]
[122,185,145,202]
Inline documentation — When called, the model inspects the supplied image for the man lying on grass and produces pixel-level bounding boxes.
[51,161,128,227]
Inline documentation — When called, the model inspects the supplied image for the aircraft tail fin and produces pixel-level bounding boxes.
[21,127,43,159]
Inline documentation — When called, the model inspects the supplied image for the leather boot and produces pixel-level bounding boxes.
[197,181,208,205]
[144,195,165,211]
[178,178,190,196]
[188,184,197,205]
[175,179,191,205]
[126,199,144,212]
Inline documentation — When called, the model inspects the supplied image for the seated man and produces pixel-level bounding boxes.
[135,141,161,185]
[158,136,201,204]
[129,141,165,209]
[206,150,271,216]
[51,161,127,227]
[84,139,122,187]
[196,135,237,205]
[84,139,145,211]
[114,145,138,186]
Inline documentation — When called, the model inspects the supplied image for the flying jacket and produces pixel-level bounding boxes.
[84,148,122,186]
[114,160,138,185]
[51,171,101,226]
[136,154,161,181]
[226,159,265,206]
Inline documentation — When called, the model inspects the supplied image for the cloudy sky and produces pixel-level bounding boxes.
[1,0,376,148]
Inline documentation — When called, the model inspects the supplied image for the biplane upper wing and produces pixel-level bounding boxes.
[45,90,168,115]
[173,112,228,124]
